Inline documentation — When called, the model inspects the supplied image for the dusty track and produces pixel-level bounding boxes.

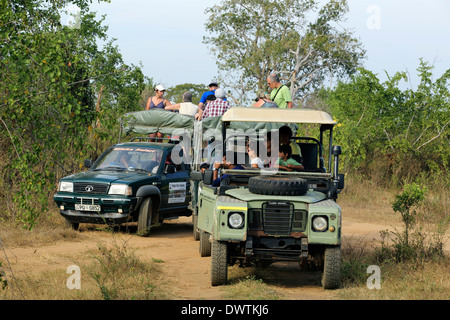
[3,214,402,300]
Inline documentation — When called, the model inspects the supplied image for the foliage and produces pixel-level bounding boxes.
[165,83,206,105]
[203,0,365,104]
[321,60,450,184]
[392,183,427,249]
[377,183,446,263]
[0,0,146,229]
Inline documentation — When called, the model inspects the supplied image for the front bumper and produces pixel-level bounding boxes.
[54,193,138,225]
[60,209,130,225]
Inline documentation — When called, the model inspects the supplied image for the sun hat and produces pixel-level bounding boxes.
[155,85,166,91]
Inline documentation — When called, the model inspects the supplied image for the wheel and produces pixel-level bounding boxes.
[211,240,228,286]
[193,210,200,241]
[199,230,211,257]
[137,197,153,237]
[65,219,79,231]
[321,245,341,289]
[248,175,308,196]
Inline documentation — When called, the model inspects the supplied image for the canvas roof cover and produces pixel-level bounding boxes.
[221,107,337,125]
[121,107,336,135]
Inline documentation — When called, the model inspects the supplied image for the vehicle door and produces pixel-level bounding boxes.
[159,149,191,212]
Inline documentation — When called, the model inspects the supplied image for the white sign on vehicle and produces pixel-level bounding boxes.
[168,182,186,203]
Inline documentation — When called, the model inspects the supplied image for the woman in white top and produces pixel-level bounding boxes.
[165,91,199,117]
[247,141,265,169]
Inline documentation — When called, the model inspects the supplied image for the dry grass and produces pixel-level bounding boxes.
[336,173,449,299]
[0,239,168,300]
[338,174,401,226]
[0,172,448,300]
[337,257,450,300]
[223,265,285,300]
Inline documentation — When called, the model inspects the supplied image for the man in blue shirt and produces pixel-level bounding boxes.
[198,82,227,111]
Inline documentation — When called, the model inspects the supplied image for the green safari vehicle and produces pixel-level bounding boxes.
[191,107,344,289]
[54,110,195,236]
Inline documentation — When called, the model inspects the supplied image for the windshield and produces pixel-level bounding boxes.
[92,146,163,173]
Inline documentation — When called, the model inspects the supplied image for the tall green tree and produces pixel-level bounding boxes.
[322,60,450,183]
[0,0,146,228]
[203,0,365,105]
[166,83,206,105]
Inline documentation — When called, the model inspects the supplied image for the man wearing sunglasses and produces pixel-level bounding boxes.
[267,73,293,109]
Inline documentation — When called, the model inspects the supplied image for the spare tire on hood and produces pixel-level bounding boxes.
[248,175,308,196]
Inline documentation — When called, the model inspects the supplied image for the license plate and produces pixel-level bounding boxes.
[75,204,101,212]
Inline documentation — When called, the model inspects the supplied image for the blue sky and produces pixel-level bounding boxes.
[78,0,449,90]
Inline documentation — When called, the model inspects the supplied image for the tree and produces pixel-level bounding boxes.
[322,60,450,183]
[165,83,207,105]
[203,0,365,105]
[0,0,146,228]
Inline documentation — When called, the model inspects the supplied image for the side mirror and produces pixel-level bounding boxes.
[84,159,92,168]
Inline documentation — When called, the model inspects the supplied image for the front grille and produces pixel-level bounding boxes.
[262,201,294,235]
[74,183,108,195]
[249,203,307,235]
[76,198,100,205]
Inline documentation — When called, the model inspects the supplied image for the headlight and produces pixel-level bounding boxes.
[228,212,244,229]
[108,184,132,196]
[58,181,73,193]
[312,216,328,232]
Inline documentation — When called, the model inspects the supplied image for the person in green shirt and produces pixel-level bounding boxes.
[276,144,304,172]
[267,73,293,109]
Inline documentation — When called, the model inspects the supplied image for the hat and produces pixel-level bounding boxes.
[208,82,219,88]
[182,91,192,102]
[215,88,226,99]
[155,85,166,91]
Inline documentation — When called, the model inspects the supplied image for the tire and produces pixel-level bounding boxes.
[199,230,211,257]
[321,245,341,289]
[193,211,200,241]
[137,197,153,237]
[211,240,228,286]
[65,219,79,231]
[249,175,308,196]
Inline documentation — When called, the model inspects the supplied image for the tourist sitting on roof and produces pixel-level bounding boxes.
[165,91,200,117]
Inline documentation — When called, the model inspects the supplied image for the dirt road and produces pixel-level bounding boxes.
[3,215,399,300]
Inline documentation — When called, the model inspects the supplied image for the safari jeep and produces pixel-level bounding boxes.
[54,110,196,236]
[192,108,344,289]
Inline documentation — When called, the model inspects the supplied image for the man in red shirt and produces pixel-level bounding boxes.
[197,88,230,120]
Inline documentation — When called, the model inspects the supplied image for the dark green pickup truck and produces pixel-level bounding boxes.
[54,139,192,236]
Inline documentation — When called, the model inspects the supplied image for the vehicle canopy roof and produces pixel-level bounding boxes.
[121,108,336,135]
[221,107,336,125]
[121,109,195,135]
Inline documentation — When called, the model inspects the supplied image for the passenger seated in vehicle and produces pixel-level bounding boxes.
[200,162,210,173]
[275,144,304,172]
[279,125,302,163]
[212,156,244,187]
[247,141,264,169]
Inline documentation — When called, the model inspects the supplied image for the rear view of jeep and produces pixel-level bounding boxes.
[192,108,344,289]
